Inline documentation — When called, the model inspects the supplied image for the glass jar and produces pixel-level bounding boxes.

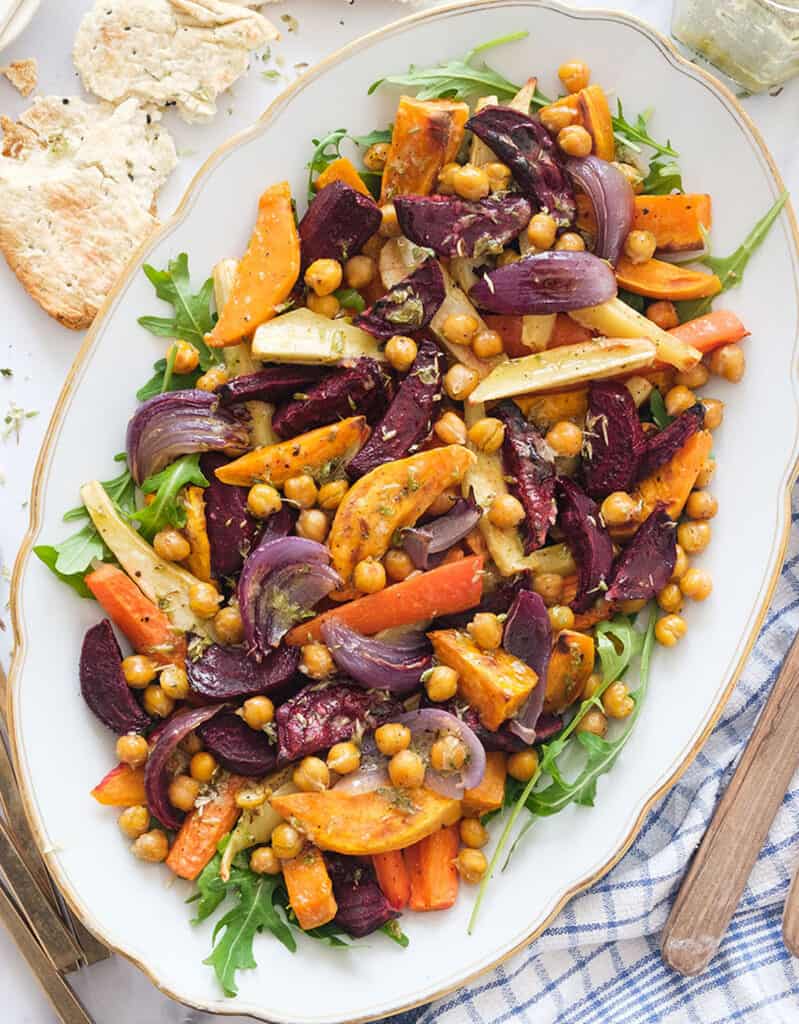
[672,0,799,93]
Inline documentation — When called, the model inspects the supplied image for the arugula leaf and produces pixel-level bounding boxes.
[351,127,393,148]
[136,359,203,402]
[130,454,208,540]
[33,545,94,598]
[642,154,683,195]
[334,287,366,313]
[63,456,135,522]
[381,920,410,948]
[307,128,348,201]
[613,102,678,158]
[648,388,672,430]
[369,31,530,103]
[617,288,646,314]
[138,254,218,370]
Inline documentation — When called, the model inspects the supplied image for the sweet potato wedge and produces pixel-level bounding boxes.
[544,629,596,715]
[282,846,338,930]
[514,389,589,429]
[462,751,507,815]
[328,444,476,584]
[429,630,539,731]
[616,256,722,301]
[632,194,712,253]
[381,96,469,202]
[270,788,462,855]
[578,84,614,161]
[214,416,369,487]
[91,763,146,807]
[634,429,713,521]
[315,156,371,196]
[182,485,212,582]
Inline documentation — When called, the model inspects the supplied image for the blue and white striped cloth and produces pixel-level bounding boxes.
[391,488,799,1024]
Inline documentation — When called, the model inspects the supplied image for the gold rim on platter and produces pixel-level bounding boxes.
[7,2,799,1020]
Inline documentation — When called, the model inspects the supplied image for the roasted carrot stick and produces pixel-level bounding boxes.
[668,309,749,354]
[85,563,186,667]
[282,846,338,930]
[372,851,411,910]
[91,763,146,807]
[405,825,460,912]
[166,774,245,881]
[286,555,484,645]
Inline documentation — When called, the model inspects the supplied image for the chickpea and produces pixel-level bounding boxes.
[558,59,591,93]
[468,417,505,454]
[468,612,503,651]
[122,654,157,689]
[344,254,375,290]
[250,846,282,875]
[169,774,200,812]
[460,817,489,849]
[539,103,577,134]
[497,248,521,267]
[576,709,608,737]
[671,544,689,582]
[118,805,150,840]
[678,520,712,554]
[548,605,575,632]
[354,557,387,594]
[300,642,335,680]
[453,163,490,201]
[508,748,539,782]
[657,582,684,614]
[646,300,679,330]
[305,258,342,297]
[132,829,169,863]
[486,162,512,192]
[294,756,330,793]
[472,328,505,360]
[214,605,244,645]
[665,385,697,418]
[425,665,459,702]
[242,695,275,730]
[680,567,713,601]
[488,493,526,529]
[546,420,583,457]
[327,741,361,775]
[384,548,414,583]
[190,751,217,784]
[442,312,480,347]
[195,365,228,392]
[709,343,745,383]
[428,487,459,517]
[618,598,647,614]
[318,479,349,510]
[430,734,467,772]
[297,508,329,543]
[247,482,282,518]
[527,212,558,251]
[384,334,418,373]
[613,161,644,192]
[171,339,200,375]
[695,458,716,489]
[533,572,564,607]
[189,582,222,619]
[271,823,304,860]
[456,848,488,884]
[624,229,657,265]
[306,292,340,318]
[557,124,592,158]
[702,398,725,430]
[554,231,586,252]
[600,491,639,528]
[603,681,634,719]
[434,411,468,445]
[235,787,268,813]
[675,362,710,389]
[363,141,390,172]
[375,723,411,757]
[116,733,149,769]
[284,474,318,509]
[437,162,460,195]
[143,684,175,718]
[686,490,718,521]
[444,364,479,401]
[379,203,401,238]
[581,673,602,701]
[655,613,687,647]
[160,664,190,701]
[388,748,426,788]
[182,732,203,756]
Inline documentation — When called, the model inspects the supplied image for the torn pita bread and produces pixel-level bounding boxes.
[0,97,177,329]
[74,0,278,124]
[1,59,37,97]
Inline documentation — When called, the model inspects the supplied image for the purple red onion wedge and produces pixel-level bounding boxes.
[503,590,550,745]
[396,708,486,798]
[321,619,432,694]
[402,495,481,570]
[565,156,635,265]
[470,251,617,316]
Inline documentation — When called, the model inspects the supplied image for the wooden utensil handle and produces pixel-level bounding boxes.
[783,861,799,955]
[662,629,799,975]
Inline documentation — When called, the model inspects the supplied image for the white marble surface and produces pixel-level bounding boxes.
[0,1,797,1021]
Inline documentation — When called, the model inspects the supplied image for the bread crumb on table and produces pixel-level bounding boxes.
[0,59,38,97]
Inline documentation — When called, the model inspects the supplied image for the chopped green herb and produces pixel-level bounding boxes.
[2,402,38,442]
[0,368,12,378]
[131,454,209,540]
[261,70,282,82]
[334,287,366,314]
[648,388,672,430]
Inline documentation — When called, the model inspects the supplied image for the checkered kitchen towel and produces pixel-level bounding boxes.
[391,486,799,1024]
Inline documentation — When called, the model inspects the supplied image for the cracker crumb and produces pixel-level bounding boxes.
[1,59,38,97]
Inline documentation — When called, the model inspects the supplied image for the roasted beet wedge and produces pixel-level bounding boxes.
[276,683,400,763]
[556,477,614,613]
[354,260,445,340]
[638,403,705,480]
[272,358,393,438]
[606,505,677,603]
[79,620,151,735]
[187,643,299,700]
[496,401,556,551]
[394,193,532,258]
[217,367,323,407]
[299,180,381,266]
[467,106,576,226]
[583,380,647,499]
[347,336,443,479]
[197,712,276,776]
[200,453,262,578]
[504,590,550,745]
[325,854,399,937]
